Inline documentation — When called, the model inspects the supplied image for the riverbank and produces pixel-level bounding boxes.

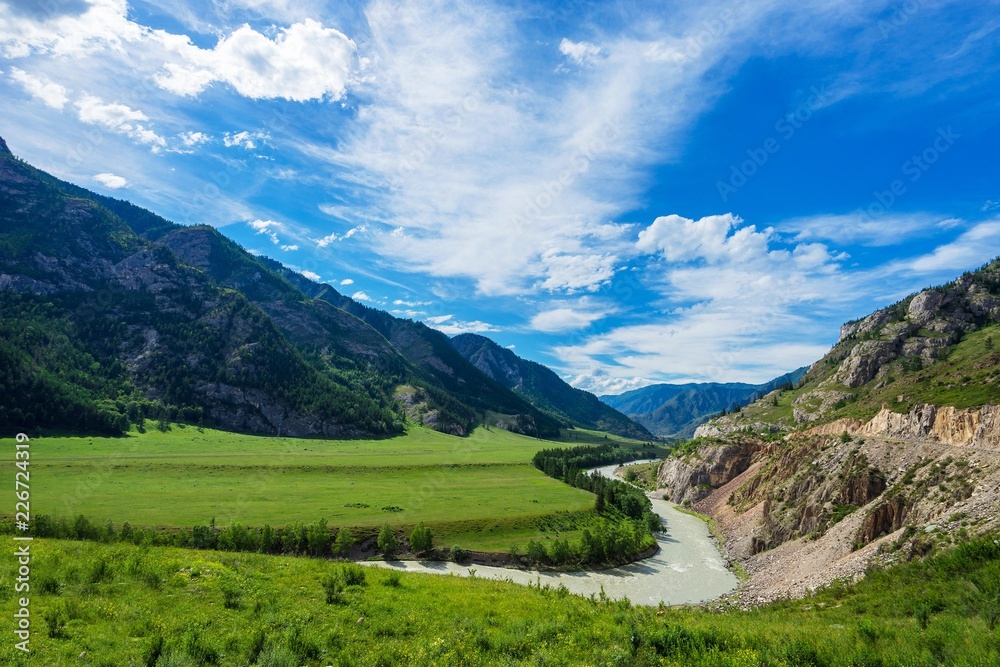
[360,460,739,606]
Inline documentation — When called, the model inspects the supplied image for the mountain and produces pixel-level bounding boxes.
[600,367,807,439]
[0,136,561,438]
[448,333,653,440]
[651,260,1000,601]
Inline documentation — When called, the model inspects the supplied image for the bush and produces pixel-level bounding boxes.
[382,571,402,587]
[332,527,353,557]
[451,545,469,562]
[321,573,345,604]
[377,525,399,558]
[410,522,433,554]
[525,540,547,564]
[340,563,367,587]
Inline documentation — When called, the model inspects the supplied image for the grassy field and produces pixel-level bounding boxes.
[1,537,997,666]
[4,425,663,551]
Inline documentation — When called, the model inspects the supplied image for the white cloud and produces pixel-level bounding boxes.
[223,130,267,150]
[351,290,373,301]
[556,211,855,389]
[333,0,790,296]
[93,172,127,189]
[530,307,609,333]
[339,278,354,286]
[0,0,146,59]
[423,314,499,335]
[315,225,365,248]
[74,94,166,150]
[247,218,281,244]
[393,299,431,307]
[155,19,356,101]
[636,213,773,264]
[889,219,1000,275]
[781,212,962,247]
[559,38,602,66]
[8,67,68,109]
[179,131,209,146]
[301,270,321,281]
[280,244,298,251]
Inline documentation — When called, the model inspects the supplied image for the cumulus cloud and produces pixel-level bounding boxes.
[351,290,373,301]
[8,67,68,108]
[339,278,354,285]
[0,0,145,58]
[93,172,127,189]
[74,94,166,149]
[155,19,356,101]
[179,131,209,147]
[555,212,855,389]
[280,244,298,251]
[301,270,321,281]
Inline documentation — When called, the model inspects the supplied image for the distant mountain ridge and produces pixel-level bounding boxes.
[600,368,808,439]
[448,333,653,440]
[0,135,562,438]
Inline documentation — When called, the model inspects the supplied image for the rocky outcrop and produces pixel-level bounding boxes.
[805,404,1000,450]
[856,494,910,547]
[657,442,758,504]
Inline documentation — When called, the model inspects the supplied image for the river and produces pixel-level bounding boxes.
[363,459,738,606]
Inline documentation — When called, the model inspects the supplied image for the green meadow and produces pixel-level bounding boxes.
[1,537,997,666]
[5,425,662,551]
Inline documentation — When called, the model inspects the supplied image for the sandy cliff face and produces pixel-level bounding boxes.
[805,404,1000,450]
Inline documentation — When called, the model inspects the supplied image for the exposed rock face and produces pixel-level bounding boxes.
[805,404,1000,450]
[656,442,758,504]
[856,494,910,546]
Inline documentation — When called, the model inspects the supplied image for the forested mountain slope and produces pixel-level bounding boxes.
[449,333,652,440]
[0,136,559,437]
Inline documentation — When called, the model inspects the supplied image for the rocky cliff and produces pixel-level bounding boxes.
[656,260,1000,603]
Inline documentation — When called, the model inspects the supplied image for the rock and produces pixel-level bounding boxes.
[657,442,757,504]
[907,290,946,327]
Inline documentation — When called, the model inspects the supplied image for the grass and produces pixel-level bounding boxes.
[2,424,661,552]
[1,537,997,665]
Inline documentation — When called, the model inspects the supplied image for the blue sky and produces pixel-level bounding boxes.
[2,0,999,395]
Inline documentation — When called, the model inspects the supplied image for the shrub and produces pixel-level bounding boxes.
[340,563,367,587]
[451,545,469,562]
[377,525,399,558]
[525,540,547,564]
[321,573,345,604]
[382,571,402,588]
[409,523,432,554]
[332,527,353,557]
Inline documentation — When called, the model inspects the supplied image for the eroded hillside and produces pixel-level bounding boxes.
[654,260,1000,603]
